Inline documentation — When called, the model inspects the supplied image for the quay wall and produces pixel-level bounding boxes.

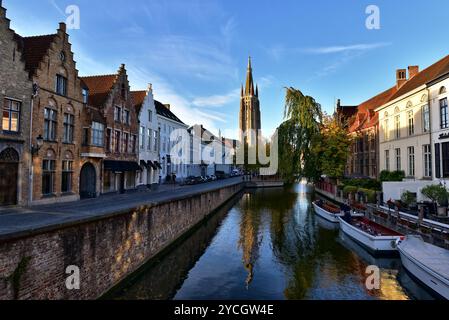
[0,183,244,300]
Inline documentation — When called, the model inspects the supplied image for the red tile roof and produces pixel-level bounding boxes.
[80,75,117,107]
[388,54,449,102]
[131,91,147,115]
[14,34,57,76]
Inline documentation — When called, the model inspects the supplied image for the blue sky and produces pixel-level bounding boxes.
[5,0,449,138]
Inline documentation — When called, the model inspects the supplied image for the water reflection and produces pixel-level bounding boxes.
[109,183,431,300]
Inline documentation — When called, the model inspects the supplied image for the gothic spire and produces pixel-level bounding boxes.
[245,56,254,96]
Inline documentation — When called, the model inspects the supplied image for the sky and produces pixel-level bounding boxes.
[4,0,449,139]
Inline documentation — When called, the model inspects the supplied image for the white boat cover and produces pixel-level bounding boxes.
[400,236,449,282]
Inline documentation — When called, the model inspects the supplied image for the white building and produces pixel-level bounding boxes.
[156,101,189,182]
[377,55,449,201]
[132,85,160,189]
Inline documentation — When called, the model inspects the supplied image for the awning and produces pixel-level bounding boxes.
[147,161,158,170]
[104,160,142,172]
[154,161,162,169]
[140,160,149,170]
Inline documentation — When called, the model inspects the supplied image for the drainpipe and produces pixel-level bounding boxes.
[28,95,34,205]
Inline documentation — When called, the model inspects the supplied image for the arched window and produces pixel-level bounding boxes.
[440,86,447,95]
[394,106,400,113]
[0,148,19,162]
[406,101,413,108]
[421,94,428,103]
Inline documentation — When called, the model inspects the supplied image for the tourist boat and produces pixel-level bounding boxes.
[338,216,404,255]
[397,236,449,300]
[312,200,363,223]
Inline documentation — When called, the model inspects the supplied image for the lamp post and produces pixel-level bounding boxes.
[31,135,44,156]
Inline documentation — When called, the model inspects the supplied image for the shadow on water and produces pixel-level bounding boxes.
[109,183,433,300]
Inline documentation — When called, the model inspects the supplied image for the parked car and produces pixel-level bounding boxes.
[194,176,205,184]
[184,176,197,185]
[210,175,217,181]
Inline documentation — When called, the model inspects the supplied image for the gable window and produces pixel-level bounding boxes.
[92,122,104,147]
[44,108,57,141]
[140,126,145,150]
[63,113,75,143]
[147,128,152,151]
[55,74,67,96]
[2,99,20,133]
[61,160,73,193]
[153,131,158,152]
[114,130,121,153]
[440,98,448,129]
[422,104,430,133]
[124,109,130,125]
[114,106,121,122]
[149,110,153,122]
[407,111,414,136]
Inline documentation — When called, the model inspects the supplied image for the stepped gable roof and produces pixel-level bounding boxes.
[80,74,117,107]
[131,91,147,115]
[14,33,57,76]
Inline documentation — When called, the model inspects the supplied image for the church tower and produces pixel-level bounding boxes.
[239,57,261,146]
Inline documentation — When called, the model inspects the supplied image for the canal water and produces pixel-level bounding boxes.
[109,183,434,300]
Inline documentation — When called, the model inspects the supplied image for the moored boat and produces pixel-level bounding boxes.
[397,236,449,300]
[338,216,404,255]
[313,200,363,223]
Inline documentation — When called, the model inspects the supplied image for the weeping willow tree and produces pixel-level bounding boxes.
[278,88,323,182]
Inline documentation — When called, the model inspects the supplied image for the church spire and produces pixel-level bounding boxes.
[245,56,254,96]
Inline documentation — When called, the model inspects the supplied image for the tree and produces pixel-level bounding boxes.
[278,88,323,182]
[312,115,352,178]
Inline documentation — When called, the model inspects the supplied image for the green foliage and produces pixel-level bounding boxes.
[421,184,449,206]
[401,191,417,207]
[342,178,381,191]
[343,185,358,195]
[379,170,405,182]
[358,188,377,203]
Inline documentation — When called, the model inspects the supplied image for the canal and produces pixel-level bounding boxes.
[108,183,434,300]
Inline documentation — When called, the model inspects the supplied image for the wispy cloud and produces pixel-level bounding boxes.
[303,42,391,54]
[192,89,240,108]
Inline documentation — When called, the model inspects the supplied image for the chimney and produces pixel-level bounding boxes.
[396,69,407,88]
[408,66,419,79]
[147,83,153,93]
[58,22,67,33]
[164,104,170,110]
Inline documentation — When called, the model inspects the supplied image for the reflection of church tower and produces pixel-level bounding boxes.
[239,57,261,146]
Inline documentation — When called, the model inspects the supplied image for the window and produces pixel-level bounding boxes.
[153,131,158,152]
[408,147,415,177]
[55,75,67,96]
[63,113,74,143]
[442,142,449,178]
[61,160,73,193]
[423,145,432,178]
[114,130,121,153]
[44,108,57,141]
[82,89,89,104]
[92,122,104,146]
[131,135,137,153]
[147,128,152,151]
[422,104,430,133]
[149,110,153,122]
[124,109,130,125]
[59,51,66,62]
[123,133,129,153]
[394,115,401,139]
[385,150,390,171]
[383,119,389,141]
[395,148,401,171]
[114,106,121,122]
[42,159,56,195]
[2,99,20,132]
[407,111,414,136]
[436,144,441,178]
[82,128,89,145]
[440,86,447,95]
[441,98,448,129]
[106,128,112,152]
[121,84,127,100]
[140,127,145,150]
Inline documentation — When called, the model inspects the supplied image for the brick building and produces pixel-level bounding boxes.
[0,2,33,206]
[81,65,140,194]
[15,22,84,205]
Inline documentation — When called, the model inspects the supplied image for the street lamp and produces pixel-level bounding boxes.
[31,135,44,156]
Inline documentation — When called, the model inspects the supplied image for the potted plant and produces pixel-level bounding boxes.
[421,184,449,217]
[401,191,417,210]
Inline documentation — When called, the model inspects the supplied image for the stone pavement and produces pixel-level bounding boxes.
[0,177,244,240]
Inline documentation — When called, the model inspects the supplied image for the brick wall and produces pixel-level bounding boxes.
[0,183,243,300]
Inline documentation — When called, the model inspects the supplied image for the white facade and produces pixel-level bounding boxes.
[378,85,432,180]
[137,85,160,187]
[157,104,189,182]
